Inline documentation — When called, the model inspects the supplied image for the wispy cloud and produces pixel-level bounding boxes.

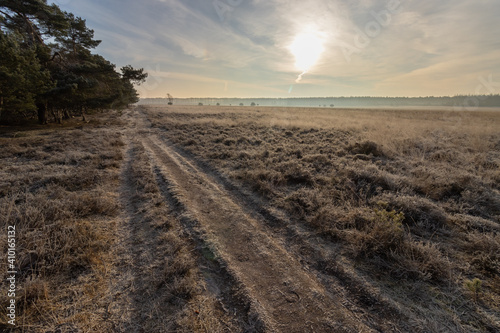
[59,0,500,97]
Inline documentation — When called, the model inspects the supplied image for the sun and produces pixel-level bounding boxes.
[289,31,324,75]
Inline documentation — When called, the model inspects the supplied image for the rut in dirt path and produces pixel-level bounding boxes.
[102,110,186,332]
[105,109,251,332]
[104,140,175,332]
[139,134,369,333]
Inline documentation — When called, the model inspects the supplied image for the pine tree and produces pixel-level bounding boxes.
[0,0,147,124]
[0,30,52,123]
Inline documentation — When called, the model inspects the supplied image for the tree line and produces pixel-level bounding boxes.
[0,0,147,124]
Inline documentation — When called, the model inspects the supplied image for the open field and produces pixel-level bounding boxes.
[1,105,499,332]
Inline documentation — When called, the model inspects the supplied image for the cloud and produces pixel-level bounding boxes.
[58,0,500,97]
[375,49,500,96]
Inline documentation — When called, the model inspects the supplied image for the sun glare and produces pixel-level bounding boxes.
[289,32,324,78]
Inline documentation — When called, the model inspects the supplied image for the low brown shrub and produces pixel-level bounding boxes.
[460,187,500,218]
[464,232,500,276]
[411,166,474,201]
[352,208,405,257]
[378,194,448,233]
[277,161,314,186]
[68,191,119,218]
[393,240,452,281]
[280,187,327,218]
[348,140,385,157]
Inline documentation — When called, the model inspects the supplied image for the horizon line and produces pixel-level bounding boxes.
[140,94,500,99]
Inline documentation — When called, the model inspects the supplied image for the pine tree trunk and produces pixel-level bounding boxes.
[63,109,71,120]
[81,106,86,122]
[51,108,57,123]
[0,96,3,123]
[51,108,62,124]
[37,102,48,124]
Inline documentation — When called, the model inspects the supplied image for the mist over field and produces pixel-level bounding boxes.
[140,95,500,109]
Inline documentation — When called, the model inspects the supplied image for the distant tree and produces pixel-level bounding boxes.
[250,102,256,106]
[239,103,244,106]
[198,102,203,106]
[216,102,220,106]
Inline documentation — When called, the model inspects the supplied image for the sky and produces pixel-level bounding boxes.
[54,0,500,98]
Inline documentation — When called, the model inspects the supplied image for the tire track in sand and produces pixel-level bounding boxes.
[108,109,247,332]
[140,134,369,333]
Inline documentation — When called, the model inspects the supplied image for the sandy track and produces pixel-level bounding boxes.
[104,142,154,332]
[140,133,366,332]
[104,136,184,332]
[105,106,500,332]
[148,130,410,333]
[106,109,250,332]
[109,107,374,332]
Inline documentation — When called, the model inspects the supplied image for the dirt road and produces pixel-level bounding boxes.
[108,108,376,332]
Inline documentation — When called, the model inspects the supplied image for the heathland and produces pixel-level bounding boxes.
[0,105,499,332]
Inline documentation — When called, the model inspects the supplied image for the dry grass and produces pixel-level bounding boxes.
[0,109,244,332]
[145,105,500,332]
[0,113,124,331]
[1,105,498,331]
